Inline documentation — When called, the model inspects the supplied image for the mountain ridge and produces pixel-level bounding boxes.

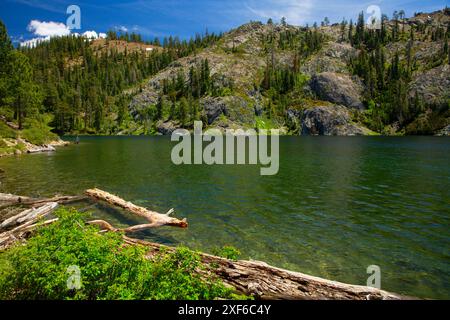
[0,8,449,138]
[127,8,449,136]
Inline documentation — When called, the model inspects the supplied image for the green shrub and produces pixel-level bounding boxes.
[20,116,58,145]
[21,127,57,145]
[0,208,240,300]
[212,245,241,261]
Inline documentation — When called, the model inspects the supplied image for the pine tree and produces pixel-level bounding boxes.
[8,51,42,129]
[340,18,348,42]
[178,97,188,126]
[0,20,12,72]
[348,20,354,45]
[156,94,164,120]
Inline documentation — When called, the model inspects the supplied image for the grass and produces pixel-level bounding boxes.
[21,126,58,145]
[1,116,59,147]
[0,122,17,139]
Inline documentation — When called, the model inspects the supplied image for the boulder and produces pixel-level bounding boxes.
[201,96,254,126]
[309,72,365,110]
[300,105,370,136]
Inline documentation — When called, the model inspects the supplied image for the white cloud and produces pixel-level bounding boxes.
[27,20,71,37]
[20,20,107,47]
[245,0,313,25]
[115,25,128,32]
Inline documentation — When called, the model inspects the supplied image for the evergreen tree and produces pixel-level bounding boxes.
[178,97,188,125]
[8,51,42,129]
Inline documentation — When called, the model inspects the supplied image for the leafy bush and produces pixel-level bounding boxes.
[21,126,57,145]
[212,245,241,261]
[0,208,239,300]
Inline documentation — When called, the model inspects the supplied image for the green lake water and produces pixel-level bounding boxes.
[0,136,449,299]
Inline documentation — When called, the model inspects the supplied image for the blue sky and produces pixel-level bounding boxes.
[0,0,447,44]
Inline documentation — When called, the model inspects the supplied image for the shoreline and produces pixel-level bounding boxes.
[0,189,413,300]
[0,138,70,158]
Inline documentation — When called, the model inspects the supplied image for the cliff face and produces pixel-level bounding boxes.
[129,10,450,136]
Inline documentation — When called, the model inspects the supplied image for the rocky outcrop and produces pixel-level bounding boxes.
[125,10,448,136]
[298,105,371,136]
[309,72,365,110]
[202,97,227,125]
[300,43,357,76]
[156,121,179,135]
[201,96,254,127]
[408,65,450,107]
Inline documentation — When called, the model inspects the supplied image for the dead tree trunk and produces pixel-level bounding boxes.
[85,188,187,229]
[122,237,409,300]
[0,193,84,209]
[0,202,59,249]
[0,190,412,300]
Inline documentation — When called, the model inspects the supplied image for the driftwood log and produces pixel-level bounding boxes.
[85,188,188,229]
[0,202,59,249]
[0,192,83,248]
[123,237,407,300]
[0,189,410,300]
[0,192,84,209]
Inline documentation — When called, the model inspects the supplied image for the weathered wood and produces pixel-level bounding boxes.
[0,193,31,203]
[0,202,59,230]
[122,236,410,300]
[0,203,59,250]
[85,188,188,229]
[0,193,85,209]
[0,190,411,300]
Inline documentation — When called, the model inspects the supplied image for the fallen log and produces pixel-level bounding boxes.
[0,202,59,250]
[0,193,85,209]
[0,190,411,300]
[30,216,409,300]
[85,188,188,229]
[0,202,59,230]
[0,193,31,203]
[123,236,409,300]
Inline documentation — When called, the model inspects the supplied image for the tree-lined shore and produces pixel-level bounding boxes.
[1,8,449,142]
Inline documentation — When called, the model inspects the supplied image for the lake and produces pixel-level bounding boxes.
[0,136,449,299]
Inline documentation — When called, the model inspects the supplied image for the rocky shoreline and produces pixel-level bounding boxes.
[0,138,70,158]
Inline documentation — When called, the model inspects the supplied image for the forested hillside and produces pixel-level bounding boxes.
[0,8,449,139]
[0,21,221,138]
[126,8,450,136]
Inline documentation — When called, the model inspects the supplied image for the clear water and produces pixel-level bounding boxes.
[0,136,449,299]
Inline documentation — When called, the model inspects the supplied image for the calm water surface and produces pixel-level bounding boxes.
[0,136,449,299]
